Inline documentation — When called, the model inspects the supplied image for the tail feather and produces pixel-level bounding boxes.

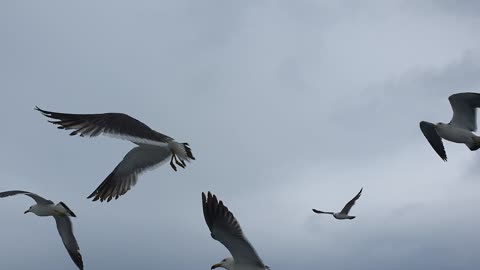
[183,143,195,160]
[466,137,480,151]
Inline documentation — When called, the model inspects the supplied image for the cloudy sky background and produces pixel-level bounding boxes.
[2,1,480,269]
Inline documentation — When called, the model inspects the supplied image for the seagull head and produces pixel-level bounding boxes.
[211,257,234,270]
[24,206,32,214]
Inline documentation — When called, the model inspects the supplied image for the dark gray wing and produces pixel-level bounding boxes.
[88,145,172,202]
[419,121,447,161]
[312,209,334,215]
[0,190,53,205]
[54,216,83,270]
[340,188,362,215]
[202,192,266,267]
[35,107,173,145]
[448,92,480,131]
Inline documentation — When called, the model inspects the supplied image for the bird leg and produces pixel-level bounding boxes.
[174,154,186,169]
[170,154,177,171]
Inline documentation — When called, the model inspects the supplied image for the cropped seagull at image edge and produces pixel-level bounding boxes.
[202,192,270,270]
[312,188,363,220]
[35,107,195,202]
[419,92,480,161]
[0,190,83,270]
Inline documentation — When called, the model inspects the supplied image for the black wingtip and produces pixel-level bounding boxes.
[59,202,77,217]
[34,106,49,115]
[87,192,98,202]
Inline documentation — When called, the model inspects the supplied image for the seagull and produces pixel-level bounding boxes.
[35,107,195,202]
[312,188,362,220]
[202,192,270,270]
[420,92,480,161]
[0,190,83,270]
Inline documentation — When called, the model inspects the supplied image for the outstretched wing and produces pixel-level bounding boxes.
[340,188,363,215]
[0,190,53,205]
[312,209,334,215]
[54,216,84,270]
[36,107,173,146]
[448,92,480,131]
[88,145,172,202]
[419,121,447,161]
[202,192,266,267]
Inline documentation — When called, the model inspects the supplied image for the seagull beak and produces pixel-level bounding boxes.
[24,210,29,214]
[211,263,222,269]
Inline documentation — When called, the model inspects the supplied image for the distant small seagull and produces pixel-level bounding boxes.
[36,107,195,202]
[312,188,363,220]
[420,92,480,161]
[202,192,270,270]
[0,190,83,270]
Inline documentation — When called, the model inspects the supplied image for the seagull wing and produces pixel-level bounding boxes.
[448,92,480,131]
[202,192,266,267]
[88,145,172,202]
[419,121,447,161]
[54,215,83,270]
[312,209,334,215]
[340,188,363,215]
[36,107,173,146]
[0,190,53,205]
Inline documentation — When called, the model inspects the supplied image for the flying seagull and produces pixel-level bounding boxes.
[202,192,270,270]
[420,92,480,161]
[0,190,83,270]
[35,107,195,202]
[312,188,362,220]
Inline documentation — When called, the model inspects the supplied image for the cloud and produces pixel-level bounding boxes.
[1,0,480,269]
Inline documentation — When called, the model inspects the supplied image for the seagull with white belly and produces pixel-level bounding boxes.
[0,190,83,270]
[203,192,270,270]
[420,92,480,161]
[35,107,195,202]
[312,188,362,220]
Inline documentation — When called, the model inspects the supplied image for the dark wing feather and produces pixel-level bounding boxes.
[340,188,362,215]
[88,145,172,202]
[0,190,53,205]
[35,107,173,145]
[54,216,83,270]
[202,192,266,267]
[419,121,447,161]
[312,209,334,215]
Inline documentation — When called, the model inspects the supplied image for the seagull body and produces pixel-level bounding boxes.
[36,107,195,202]
[420,92,480,161]
[202,192,269,270]
[0,190,83,270]
[312,188,362,220]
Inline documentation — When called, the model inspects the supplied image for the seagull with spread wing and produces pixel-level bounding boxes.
[202,192,270,270]
[312,188,362,220]
[36,107,195,202]
[420,92,480,161]
[0,190,83,269]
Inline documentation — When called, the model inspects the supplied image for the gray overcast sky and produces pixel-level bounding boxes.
[1,1,480,269]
